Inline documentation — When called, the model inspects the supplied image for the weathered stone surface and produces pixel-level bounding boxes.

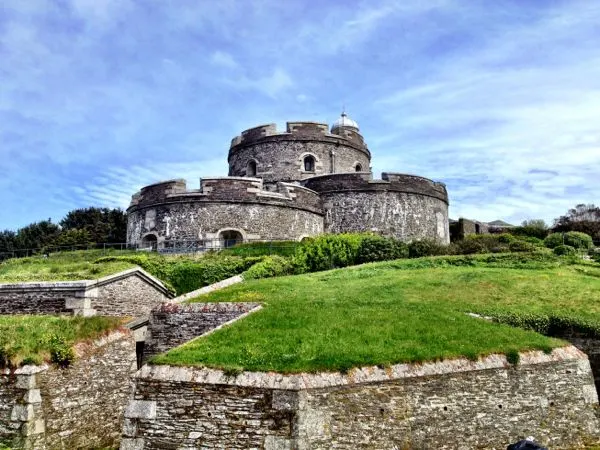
[0,330,137,449]
[127,178,324,246]
[144,302,262,361]
[228,122,371,183]
[0,268,172,318]
[123,346,600,449]
[304,172,450,243]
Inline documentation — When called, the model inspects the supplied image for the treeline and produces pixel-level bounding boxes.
[504,204,600,242]
[0,207,127,254]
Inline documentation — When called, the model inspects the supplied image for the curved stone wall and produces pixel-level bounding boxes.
[127,178,324,246]
[303,172,450,243]
[228,122,371,183]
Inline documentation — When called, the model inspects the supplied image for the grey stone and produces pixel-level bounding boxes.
[124,401,157,420]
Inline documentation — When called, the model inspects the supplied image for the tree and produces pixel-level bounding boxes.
[13,220,61,251]
[521,219,548,230]
[60,207,127,243]
[553,204,600,241]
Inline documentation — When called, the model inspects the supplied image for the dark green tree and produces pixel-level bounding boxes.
[60,207,127,243]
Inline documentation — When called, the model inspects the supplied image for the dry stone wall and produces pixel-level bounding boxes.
[0,330,136,450]
[144,302,261,361]
[121,346,600,449]
[0,268,172,318]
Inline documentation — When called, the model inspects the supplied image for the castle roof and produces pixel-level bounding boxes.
[331,112,359,133]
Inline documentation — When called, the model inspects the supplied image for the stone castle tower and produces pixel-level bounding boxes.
[126,113,449,250]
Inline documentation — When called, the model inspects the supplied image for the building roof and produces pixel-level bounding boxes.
[331,112,359,133]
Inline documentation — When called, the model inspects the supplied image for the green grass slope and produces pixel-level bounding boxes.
[0,315,124,368]
[0,250,134,283]
[153,254,600,373]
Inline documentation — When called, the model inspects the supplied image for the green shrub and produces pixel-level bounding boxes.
[563,231,594,249]
[219,241,300,257]
[408,239,448,258]
[545,231,593,250]
[508,240,537,253]
[509,225,548,240]
[47,334,75,367]
[553,244,577,256]
[455,239,486,255]
[544,233,564,249]
[497,234,516,244]
[292,234,363,273]
[357,235,408,263]
[243,255,294,279]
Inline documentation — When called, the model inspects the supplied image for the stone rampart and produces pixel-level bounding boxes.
[144,302,261,361]
[1,330,136,450]
[0,268,173,318]
[127,177,324,246]
[228,122,371,182]
[303,172,450,243]
[121,346,600,449]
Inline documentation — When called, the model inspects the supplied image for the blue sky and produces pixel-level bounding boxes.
[1,0,599,231]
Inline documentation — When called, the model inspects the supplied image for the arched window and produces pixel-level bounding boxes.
[355,164,362,172]
[247,160,257,177]
[219,229,243,248]
[304,155,315,172]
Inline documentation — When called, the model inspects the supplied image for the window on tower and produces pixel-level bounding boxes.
[247,160,257,177]
[304,155,315,172]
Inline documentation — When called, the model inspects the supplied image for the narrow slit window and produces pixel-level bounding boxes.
[304,155,315,172]
[247,160,257,177]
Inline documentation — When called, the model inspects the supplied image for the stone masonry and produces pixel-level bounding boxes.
[0,268,173,318]
[143,302,261,361]
[1,330,136,450]
[121,346,599,449]
[127,113,450,249]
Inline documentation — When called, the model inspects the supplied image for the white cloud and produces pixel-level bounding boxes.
[210,51,238,69]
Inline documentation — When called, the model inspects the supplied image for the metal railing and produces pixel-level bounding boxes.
[0,239,301,262]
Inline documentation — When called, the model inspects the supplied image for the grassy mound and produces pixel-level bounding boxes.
[0,250,134,283]
[152,254,600,373]
[0,315,124,368]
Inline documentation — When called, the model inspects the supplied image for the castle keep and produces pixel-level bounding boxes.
[127,113,450,249]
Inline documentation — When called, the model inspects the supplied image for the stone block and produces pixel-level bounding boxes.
[65,297,90,310]
[23,389,42,404]
[15,374,37,389]
[122,418,138,437]
[124,400,157,420]
[11,404,35,422]
[22,419,45,436]
[264,435,293,450]
[120,437,146,450]
[272,390,298,410]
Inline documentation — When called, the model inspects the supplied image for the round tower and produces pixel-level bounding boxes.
[227,113,371,183]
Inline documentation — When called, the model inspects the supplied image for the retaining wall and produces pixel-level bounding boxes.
[0,268,173,318]
[144,302,261,361]
[1,330,136,450]
[121,346,600,449]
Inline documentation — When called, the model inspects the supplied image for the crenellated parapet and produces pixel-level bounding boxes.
[303,172,448,204]
[228,121,371,183]
[128,177,323,216]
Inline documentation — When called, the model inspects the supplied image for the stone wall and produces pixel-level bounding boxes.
[94,268,172,317]
[1,330,136,450]
[127,194,324,247]
[304,172,450,243]
[228,122,371,183]
[144,302,261,361]
[0,268,172,318]
[122,346,600,449]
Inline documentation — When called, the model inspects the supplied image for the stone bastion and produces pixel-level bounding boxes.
[126,113,451,248]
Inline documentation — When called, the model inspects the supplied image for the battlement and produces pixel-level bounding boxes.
[229,121,367,151]
[302,172,448,204]
[128,177,323,215]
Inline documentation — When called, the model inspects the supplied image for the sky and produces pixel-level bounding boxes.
[1,0,599,231]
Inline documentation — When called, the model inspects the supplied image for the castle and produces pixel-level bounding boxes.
[126,113,450,249]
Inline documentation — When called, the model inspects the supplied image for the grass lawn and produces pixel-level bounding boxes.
[0,250,134,283]
[0,315,124,368]
[152,254,600,373]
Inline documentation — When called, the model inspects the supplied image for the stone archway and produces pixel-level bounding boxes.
[219,229,244,248]
[141,234,158,250]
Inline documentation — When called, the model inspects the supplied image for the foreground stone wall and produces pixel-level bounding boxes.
[1,330,136,450]
[0,268,172,318]
[304,172,450,243]
[122,346,599,449]
[144,302,261,361]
